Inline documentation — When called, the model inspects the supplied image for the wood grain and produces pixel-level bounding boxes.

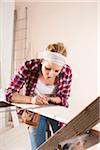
[38,96,100,150]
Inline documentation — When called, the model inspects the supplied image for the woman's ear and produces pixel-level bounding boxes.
[41,59,46,65]
[41,59,44,65]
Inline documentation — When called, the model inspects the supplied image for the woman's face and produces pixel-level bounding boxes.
[41,60,63,79]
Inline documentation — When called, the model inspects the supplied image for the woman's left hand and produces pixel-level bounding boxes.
[47,97,61,104]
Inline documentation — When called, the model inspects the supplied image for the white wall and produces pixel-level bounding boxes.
[0,1,15,128]
[97,0,100,97]
[16,1,98,113]
[0,1,15,91]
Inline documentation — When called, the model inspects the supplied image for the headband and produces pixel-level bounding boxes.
[38,51,66,66]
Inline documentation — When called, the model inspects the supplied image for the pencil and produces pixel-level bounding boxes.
[35,89,43,97]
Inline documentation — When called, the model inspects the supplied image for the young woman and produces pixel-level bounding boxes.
[6,42,72,150]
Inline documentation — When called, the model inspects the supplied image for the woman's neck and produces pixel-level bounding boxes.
[38,73,55,85]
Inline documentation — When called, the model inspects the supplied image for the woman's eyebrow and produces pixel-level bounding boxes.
[45,66,51,70]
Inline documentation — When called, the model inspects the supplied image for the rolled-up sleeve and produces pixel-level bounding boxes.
[5,61,30,102]
[56,65,72,107]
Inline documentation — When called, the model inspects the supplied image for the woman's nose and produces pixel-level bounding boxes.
[49,70,55,77]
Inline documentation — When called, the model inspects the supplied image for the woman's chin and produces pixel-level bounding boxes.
[45,76,51,79]
[45,77,50,79]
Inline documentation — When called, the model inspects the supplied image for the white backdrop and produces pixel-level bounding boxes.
[16,1,99,113]
[0,0,99,128]
[0,1,15,128]
[0,1,99,148]
[0,1,15,91]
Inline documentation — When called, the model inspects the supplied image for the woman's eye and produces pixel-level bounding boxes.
[55,70,59,73]
[45,66,51,71]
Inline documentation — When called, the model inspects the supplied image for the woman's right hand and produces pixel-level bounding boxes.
[31,95,49,105]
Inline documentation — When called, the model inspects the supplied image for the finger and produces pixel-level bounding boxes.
[40,97,49,104]
[37,100,44,105]
[36,98,44,105]
[38,96,47,102]
[42,100,49,105]
[40,95,48,101]
[49,98,55,103]
[45,97,51,102]
[36,96,49,105]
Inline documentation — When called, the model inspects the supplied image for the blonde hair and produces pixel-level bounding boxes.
[46,42,67,57]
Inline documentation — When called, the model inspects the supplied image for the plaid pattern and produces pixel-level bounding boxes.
[6,59,72,107]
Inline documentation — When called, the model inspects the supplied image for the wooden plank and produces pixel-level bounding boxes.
[37,96,100,150]
[11,103,76,124]
[1,97,98,125]
[58,129,100,150]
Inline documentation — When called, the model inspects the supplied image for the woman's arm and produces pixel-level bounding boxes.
[11,92,32,104]
[5,60,30,102]
[11,92,49,105]
[56,65,72,107]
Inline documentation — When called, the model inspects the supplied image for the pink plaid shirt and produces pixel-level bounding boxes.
[6,59,72,107]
